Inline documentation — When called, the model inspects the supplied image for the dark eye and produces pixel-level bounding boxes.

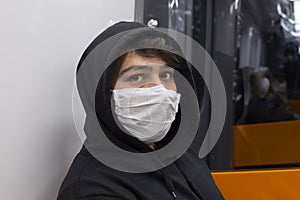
[160,71,173,80]
[128,74,144,82]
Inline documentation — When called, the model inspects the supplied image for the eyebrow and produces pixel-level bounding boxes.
[119,65,152,77]
[119,65,173,77]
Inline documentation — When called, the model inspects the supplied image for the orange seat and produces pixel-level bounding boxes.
[290,99,300,115]
[233,120,300,167]
[212,168,300,200]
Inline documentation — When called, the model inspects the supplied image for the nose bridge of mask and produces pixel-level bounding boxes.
[112,85,180,110]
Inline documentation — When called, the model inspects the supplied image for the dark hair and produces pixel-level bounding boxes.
[132,35,185,66]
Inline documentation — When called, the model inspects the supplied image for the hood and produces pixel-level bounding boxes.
[76,21,197,154]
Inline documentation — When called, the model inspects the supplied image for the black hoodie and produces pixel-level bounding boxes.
[58,21,224,200]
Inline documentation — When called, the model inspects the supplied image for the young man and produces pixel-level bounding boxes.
[58,21,224,200]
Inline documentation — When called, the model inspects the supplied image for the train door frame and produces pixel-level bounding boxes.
[135,0,235,170]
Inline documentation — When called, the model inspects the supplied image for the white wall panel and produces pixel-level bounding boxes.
[0,1,135,199]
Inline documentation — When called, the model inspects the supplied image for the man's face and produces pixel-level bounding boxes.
[113,52,177,91]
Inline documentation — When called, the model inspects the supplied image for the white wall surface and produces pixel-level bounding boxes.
[0,1,135,199]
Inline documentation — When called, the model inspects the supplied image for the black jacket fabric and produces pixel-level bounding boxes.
[58,21,224,200]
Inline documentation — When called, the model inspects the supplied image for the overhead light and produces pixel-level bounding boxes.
[277,3,291,20]
[281,18,300,37]
[277,3,300,32]
[293,0,300,30]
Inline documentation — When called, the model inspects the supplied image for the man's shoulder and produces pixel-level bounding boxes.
[58,146,128,199]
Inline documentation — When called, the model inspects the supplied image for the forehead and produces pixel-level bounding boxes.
[119,52,166,73]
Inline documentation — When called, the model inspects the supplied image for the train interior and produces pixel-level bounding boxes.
[138,0,300,198]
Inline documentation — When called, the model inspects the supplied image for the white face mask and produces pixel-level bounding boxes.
[111,85,181,144]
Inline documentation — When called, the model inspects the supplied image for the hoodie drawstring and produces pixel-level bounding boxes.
[161,168,177,199]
